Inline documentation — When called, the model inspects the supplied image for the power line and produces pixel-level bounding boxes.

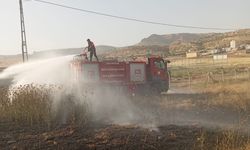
[32,0,237,31]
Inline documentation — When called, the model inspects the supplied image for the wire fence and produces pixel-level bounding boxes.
[169,57,250,67]
[168,57,250,88]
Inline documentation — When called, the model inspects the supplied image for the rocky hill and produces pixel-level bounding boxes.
[104,45,169,60]
[138,33,211,46]
[137,29,250,54]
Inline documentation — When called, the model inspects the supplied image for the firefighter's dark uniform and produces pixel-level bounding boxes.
[87,40,99,62]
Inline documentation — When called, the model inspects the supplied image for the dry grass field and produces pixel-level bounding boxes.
[168,56,250,89]
[0,55,22,68]
[170,56,250,67]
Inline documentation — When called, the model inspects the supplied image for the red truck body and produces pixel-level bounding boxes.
[71,56,170,95]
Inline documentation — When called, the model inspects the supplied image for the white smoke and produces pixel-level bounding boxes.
[0,56,150,126]
[0,56,73,86]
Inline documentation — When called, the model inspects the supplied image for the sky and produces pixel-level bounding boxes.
[0,0,250,55]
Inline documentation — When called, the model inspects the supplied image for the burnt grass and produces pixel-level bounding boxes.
[0,121,241,150]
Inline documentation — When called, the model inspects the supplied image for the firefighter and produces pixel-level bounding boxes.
[87,39,99,62]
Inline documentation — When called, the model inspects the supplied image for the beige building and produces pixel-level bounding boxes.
[230,40,236,49]
[186,52,198,58]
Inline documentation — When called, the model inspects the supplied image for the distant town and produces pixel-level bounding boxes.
[186,40,250,59]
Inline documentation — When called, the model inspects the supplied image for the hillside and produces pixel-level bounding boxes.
[138,33,212,46]
[137,29,250,54]
[104,45,169,60]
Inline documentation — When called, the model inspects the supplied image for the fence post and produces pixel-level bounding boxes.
[234,68,237,80]
[206,72,210,85]
[207,72,209,83]
[207,72,217,84]
[247,68,250,80]
[221,68,225,82]
[187,70,191,88]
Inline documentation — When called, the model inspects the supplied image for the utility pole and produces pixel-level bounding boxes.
[19,0,28,62]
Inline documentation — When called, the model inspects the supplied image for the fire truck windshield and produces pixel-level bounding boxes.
[154,60,165,70]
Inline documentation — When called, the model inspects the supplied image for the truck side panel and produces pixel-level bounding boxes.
[129,63,146,83]
[82,63,100,82]
[99,62,127,83]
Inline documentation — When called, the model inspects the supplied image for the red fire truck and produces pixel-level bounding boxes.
[70,55,170,95]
